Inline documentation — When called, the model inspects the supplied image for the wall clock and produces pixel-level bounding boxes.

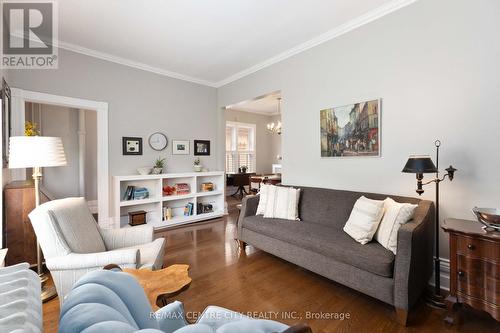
[148,132,168,151]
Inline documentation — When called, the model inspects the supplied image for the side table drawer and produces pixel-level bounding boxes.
[456,255,500,305]
[457,236,500,262]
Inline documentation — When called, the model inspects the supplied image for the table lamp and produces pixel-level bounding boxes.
[9,136,67,302]
[402,140,456,307]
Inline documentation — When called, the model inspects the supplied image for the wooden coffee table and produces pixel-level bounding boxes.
[123,264,192,309]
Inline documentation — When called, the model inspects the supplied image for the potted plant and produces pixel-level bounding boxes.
[194,157,202,172]
[152,157,165,174]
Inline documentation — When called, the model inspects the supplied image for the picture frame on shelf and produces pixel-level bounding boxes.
[172,139,190,155]
[194,140,210,156]
[122,137,143,155]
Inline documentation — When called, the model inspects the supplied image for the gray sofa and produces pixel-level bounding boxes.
[237,186,435,325]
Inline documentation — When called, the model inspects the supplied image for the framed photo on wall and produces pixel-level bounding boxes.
[172,140,190,155]
[194,140,210,156]
[122,137,143,155]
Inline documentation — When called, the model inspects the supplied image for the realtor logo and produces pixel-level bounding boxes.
[2,0,58,69]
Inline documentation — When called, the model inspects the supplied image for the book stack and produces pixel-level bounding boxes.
[175,183,190,195]
[200,182,214,192]
[123,186,149,200]
[184,202,194,216]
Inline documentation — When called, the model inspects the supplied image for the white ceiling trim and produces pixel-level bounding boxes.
[57,0,417,88]
[57,41,218,87]
[214,0,418,87]
[226,107,280,117]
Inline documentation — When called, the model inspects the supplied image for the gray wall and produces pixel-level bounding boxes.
[6,48,218,218]
[7,48,218,176]
[217,0,500,259]
[85,111,98,200]
[224,108,281,174]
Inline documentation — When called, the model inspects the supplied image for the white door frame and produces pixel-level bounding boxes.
[10,88,110,227]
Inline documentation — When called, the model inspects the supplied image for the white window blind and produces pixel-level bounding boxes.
[225,121,256,173]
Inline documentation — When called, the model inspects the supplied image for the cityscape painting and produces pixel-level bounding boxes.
[320,99,380,157]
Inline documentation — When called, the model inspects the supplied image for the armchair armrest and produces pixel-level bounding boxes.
[46,248,139,271]
[99,225,154,250]
[155,300,189,333]
[394,200,435,310]
[237,195,260,239]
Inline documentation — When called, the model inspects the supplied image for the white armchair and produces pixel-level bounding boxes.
[28,197,165,305]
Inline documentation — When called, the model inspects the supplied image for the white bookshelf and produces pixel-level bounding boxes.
[113,171,225,230]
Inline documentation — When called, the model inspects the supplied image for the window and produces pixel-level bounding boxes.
[226,121,256,173]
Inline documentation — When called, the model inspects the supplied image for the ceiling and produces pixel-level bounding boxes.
[226,92,281,116]
[57,0,416,87]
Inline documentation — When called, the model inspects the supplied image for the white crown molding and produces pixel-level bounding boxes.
[214,0,418,87]
[57,41,218,87]
[227,107,280,117]
[54,0,417,88]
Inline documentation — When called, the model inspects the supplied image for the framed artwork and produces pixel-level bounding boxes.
[172,140,190,155]
[148,132,168,151]
[122,137,143,155]
[320,99,380,157]
[2,79,11,167]
[194,140,210,156]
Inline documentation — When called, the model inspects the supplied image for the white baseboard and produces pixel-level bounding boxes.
[429,257,450,291]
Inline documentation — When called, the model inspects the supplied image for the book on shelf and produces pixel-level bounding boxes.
[200,182,214,192]
[123,186,149,201]
[184,202,194,216]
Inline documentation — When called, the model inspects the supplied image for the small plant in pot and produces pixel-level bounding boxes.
[194,157,202,172]
[152,157,165,174]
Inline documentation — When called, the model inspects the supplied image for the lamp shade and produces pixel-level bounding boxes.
[9,136,67,169]
[402,155,437,173]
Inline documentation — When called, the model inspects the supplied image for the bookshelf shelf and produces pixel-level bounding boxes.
[120,197,160,207]
[162,193,195,201]
[113,171,225,229]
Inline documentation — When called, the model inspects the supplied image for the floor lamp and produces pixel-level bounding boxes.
[9,136,67,302]
[402,140,456,307]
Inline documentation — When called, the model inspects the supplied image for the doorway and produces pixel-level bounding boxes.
[25,103,98,212]
[9,89,110,226]
[223,91,282,199]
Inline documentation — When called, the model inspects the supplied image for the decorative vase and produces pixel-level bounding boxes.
[152,167,163,174]
[194,165,202,172]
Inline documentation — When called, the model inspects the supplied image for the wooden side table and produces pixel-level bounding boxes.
[123,264,192,309]
[442,218,500,324]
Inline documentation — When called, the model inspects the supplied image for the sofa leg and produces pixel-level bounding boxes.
[237,239,247,250]
[395,308,408,326]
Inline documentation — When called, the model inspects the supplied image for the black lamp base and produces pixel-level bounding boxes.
[425,287,446,309]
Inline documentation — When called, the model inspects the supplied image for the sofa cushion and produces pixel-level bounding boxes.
[242,216,395,277]
[263,185,300,220]
[343,196,385,245]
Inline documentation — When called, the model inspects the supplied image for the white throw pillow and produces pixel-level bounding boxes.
[375,198,418,254]
[343,196,385,245]
[255,184,271,215]
[263,185,300,221]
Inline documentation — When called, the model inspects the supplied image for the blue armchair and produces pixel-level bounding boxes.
[59,269,310,333]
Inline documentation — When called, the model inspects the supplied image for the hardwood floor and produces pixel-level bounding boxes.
[42,197,499,332]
